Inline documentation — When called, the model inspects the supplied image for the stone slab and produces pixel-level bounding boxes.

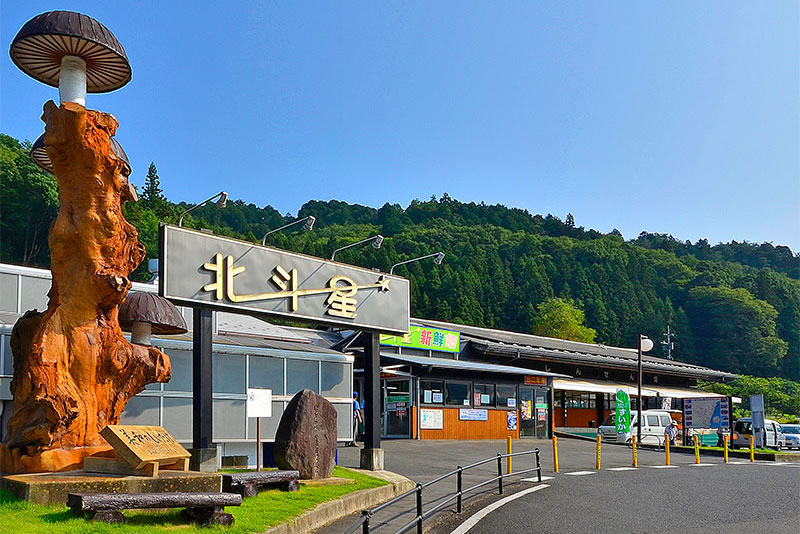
[1,469,222,505]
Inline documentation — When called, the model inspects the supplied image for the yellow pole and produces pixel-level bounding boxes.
[723,435,729,463]
[507,436,512,474]
[632,435,638,468]
[665,438,671,466]
[749,435,755,462]
[596,433,602,470]
[694,435,700,464]
[552,435,559,473]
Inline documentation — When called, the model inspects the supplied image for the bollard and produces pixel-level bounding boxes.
[694,435,700,464]
[595,433,602,470]
[665,438,671,466]
[723,436,729,463]
[749,435,755,462]
[507,436,512,474]
[552,436,559,473]
[632,435,638,468]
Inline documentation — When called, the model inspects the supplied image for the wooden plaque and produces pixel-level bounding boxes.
[100,425,190,469]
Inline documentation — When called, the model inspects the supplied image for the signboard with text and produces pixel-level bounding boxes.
[420,408,444,429]
[160,225,410,334]
[459,409,489,421]
[524,376,547,385]
[615,389,631,433]
[684,397,730,429]
[380,325,460,353]
[247,388,272,418]
[101,425,190,469]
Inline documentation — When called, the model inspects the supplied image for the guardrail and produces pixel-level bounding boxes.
[344,448,541,534]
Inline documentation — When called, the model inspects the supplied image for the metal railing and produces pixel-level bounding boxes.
[344,448,541,534]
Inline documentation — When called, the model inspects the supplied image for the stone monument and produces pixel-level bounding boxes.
[273,389,338,479]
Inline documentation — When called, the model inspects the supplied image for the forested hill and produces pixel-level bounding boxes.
[1,134,799,382]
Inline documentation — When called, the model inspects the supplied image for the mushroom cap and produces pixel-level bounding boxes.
[119,292,188,335]
[31,134,131,177]
[10,10,131,93]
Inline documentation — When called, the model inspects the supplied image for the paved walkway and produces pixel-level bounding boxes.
[318,437,769,533]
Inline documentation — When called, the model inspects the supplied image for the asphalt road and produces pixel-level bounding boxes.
[430,459,800,534]
[319,438,800,534]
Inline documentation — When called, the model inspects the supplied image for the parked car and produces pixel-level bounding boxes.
[780,423,800,450]
[598,410,675,445]
[732,418,785,450]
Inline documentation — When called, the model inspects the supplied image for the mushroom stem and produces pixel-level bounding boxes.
[58,55,87,106]
[130,320,152,346]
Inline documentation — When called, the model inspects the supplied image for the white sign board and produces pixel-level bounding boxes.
[247,388,272,418]
[459,409,489,421]
[684,397,730,428]
[420,408,444,429]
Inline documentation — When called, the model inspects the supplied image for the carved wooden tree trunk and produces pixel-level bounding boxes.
[0,101,171,474]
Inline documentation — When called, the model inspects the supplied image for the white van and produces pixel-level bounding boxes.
[732,418,785,450]
[598,410,675,445]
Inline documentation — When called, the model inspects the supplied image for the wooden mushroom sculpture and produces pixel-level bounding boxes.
[10,10,132,106]
[0,11,167,474]
[120,293,188,346]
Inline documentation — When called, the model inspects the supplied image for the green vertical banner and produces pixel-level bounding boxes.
[615,390,631,433]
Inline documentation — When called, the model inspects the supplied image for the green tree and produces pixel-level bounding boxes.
[141,162,164,205]
[530,298,597,343]
[0,135,59,267]
[685,286,788,376]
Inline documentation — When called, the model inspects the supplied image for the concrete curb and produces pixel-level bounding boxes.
[263,470,415,534]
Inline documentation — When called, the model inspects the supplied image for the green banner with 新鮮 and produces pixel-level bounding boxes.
[380,325,460,353]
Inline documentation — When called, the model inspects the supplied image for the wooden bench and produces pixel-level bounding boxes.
[67,492,242,526]
[222,470,300,497]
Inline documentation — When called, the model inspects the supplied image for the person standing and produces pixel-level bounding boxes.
[350,392,363,447]
[665,420,679,446]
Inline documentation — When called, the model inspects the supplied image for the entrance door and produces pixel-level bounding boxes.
[535,389,549,438]
[383,379,411,438]
[519,387,536,437]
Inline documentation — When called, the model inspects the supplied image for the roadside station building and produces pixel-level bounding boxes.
[345,318,736,441]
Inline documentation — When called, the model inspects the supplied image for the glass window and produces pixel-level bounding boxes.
[212,399,246,440]
[660,415,672,427]
[163,349,192,392]
[601,414,615,427]
[496,385,517,408]
[321,362,351,398]
[446,382,470,406]
[286,358,318,394]
[162,397,192,441]
[474,384,495,407]
[249,355,284,394]
[2,335,13,376]
[647,415,659,426]
[213,353,245,394]
[420,380,444,404]
[121,396,160,426]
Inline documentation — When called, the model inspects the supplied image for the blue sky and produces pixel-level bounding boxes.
[2,2,798,249]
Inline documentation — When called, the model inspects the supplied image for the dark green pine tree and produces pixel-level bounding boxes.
[141,162,165,204]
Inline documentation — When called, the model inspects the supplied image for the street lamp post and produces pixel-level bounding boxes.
[389,252,445,275]
[178,191,228,227]
[637,334,654,445]
[261,215,315,245]
[331,235,383,261]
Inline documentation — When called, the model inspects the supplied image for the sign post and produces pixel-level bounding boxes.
[247,388,272,471]
[159,225,410,472]
[615,389,631,442]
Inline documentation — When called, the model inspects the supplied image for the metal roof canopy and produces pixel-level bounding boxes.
[381,352,569,378]
[553,378,659,396]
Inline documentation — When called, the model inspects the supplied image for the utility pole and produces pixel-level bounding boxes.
[661,325,675,360]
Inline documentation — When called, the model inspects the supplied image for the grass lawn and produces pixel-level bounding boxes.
[0,466,388,534]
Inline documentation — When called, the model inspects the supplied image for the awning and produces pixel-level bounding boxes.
[553,378,659,396]
[381,353,569,378]
[649,386,726,399]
